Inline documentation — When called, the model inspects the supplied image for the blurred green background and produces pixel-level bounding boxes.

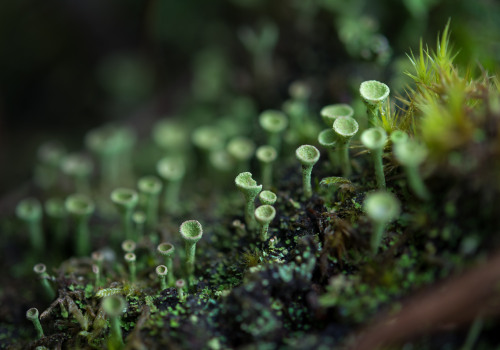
[0,0,499,195]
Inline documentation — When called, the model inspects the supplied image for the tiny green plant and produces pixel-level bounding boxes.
[361,127,388,189]
[256,145,277,189]
[235,172,263,230]
[102,295,126,350]
[179,220,203,284]
[157,242,175,286]
[156,265,168,290]
[33,263,55,300]
[259,110,288,153]
[124,252,136,283]
[259,190,277,205]
[26,308,44,340]
[320,104,354,127]
[393,139,431,200]
[295,145,320,198]
[156,156,186,213]
[332,116,359,177]
[227,136,256,172]
[65,194,95,256]
[110,188,139,241]
[254,205,276,241]
[363,191,401,254]
[359,80,390,126]
[16,198,44,253]
[137,175,163,228]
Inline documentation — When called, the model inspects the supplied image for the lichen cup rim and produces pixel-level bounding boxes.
[361,127,388,150]
[254,204,276,225]
[296,145,320,166]
[259,110,288,133]
[359,80,390,105]
[364,191,401,223]
[180,220,203,243]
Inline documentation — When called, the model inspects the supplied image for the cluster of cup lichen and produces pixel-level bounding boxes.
[10,21,500,349]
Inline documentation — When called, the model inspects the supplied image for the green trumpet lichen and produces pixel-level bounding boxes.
[256,145,277,189]
[26,308,44,340]
[359,80,390,126]
[363,191,401,254]
[295,145,320,198]
[393,139,431,200]
[332,116,359,177]
[254,204,276,241]
[320,104,354,127]
[176,279,186,302]
[85,124,136,189]
[121,239,136,253]
[157,242,175,286]
[44,198,67,248]
[152,119,189,154]
[61,153,93,194]
[235,172,263,230]
[110,188,139,241]
[361,127,388,189]
[124,252,136,283]
[16,198,44,253]
[259,190,277,205]
[132,211,146,239]
[102,295,126,350]
[137,175,162,228]
[179,220,203,283]
[259,110,288,152]
[35,141,66,190]
[192,125,225,154]
[227,136,256,172]
[33,263,55,300]
[157,156,185,213]
[156,265,168,290]
[318,129,338,169]
[65,194,95,256]
[390,130,409,145]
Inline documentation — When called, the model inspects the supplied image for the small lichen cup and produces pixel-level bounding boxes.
[318,129,338,170]
[137,175,162,228]
[179,220,203,282]
[65,194,95,256]
[16,198,44,253]
[157,156,185,213]
[259,190,277,206]
[393,139,431,200]
[361,127,388,189]
[254,205,276,241]
[110,188,139,241]
[332,116,359,177]
[363,191,400,254]
[296,145,320,198]
[256,145,277,189]
[259,110,288,153]
[359,80,390,126]
[320,104,354,127]
[235,172,263,230]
